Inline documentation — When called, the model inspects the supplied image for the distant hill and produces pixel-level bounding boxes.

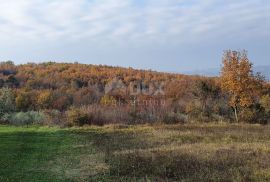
[184,66,270,80]
[255,66,270,81]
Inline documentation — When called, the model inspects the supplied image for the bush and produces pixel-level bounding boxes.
[74,105,131,126]
[67,105,129,126]
[238,106,267,124]
[163,113,188,124]
[0,88,15,116]
[66,107,90,126]
[2,111,47,125]
[43,109,63,125]
[261,95,270,112]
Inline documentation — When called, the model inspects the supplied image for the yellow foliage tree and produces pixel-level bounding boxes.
[37,90,53,109]
[100,95,117,106]
[220,50,263,122]
[16,91,36,111]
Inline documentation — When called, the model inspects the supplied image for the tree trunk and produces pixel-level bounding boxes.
[233,106,239,123]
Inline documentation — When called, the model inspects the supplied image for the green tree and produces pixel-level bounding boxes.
[0,88,15,116]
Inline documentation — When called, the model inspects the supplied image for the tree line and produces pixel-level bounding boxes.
[0,50,270,126]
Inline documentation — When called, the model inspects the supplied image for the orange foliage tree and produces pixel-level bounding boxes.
[220,50,263,122]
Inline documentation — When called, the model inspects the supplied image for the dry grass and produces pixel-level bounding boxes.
[94,124,270,181]
[0,124,270,181]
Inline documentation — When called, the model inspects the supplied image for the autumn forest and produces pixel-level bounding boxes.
[0,50,269,126]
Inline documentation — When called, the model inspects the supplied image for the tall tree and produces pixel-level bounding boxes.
[220,50,263,122]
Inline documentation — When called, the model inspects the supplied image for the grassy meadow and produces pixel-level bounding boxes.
[0,124,270,182]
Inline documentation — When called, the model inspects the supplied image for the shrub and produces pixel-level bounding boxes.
[77,105,128,125]
[43,109,63,125]
[238,106,266,124]
[0,88,15,116]
[261,94,270,113]
[211,114,228,123]
[100,95,117,106]
[163,113,187,124]
[66,107,90,126]
[2,111,47,125]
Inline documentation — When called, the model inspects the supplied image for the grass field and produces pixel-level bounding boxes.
[0,124,270,182]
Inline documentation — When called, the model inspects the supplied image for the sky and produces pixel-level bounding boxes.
[0,0,269,72]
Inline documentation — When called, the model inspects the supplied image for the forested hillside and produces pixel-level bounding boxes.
[0,61,194,109]
[0,52,270,126]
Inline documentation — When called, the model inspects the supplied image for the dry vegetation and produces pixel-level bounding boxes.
[1,124,270,181]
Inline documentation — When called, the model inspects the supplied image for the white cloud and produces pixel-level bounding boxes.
[0,0,270,41]
[0,0,269,70]
[0,0,269,44]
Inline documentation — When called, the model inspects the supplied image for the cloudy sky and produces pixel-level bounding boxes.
[0,0,269,72]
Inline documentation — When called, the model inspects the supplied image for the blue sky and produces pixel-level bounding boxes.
[0,0,269,72]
